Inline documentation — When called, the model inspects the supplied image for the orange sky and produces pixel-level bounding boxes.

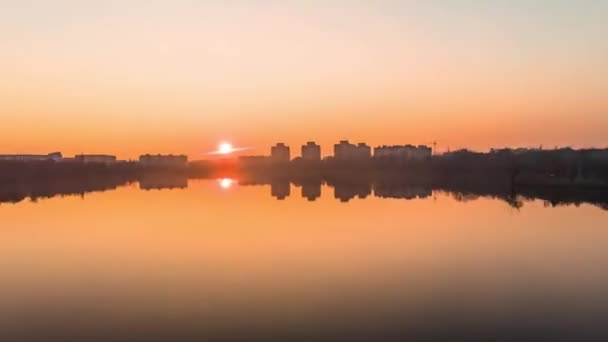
[1,1,607,159]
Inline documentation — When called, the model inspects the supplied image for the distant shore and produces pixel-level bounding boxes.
[1,148,607,209]
[1,147,608,190]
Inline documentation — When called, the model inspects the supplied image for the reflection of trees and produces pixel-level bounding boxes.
[374,180,431,200]
[139,174,188,190]
[449,190,524,209]
[0,177,135,204]
[505,196,524,209]
[450,192,481,203]
[1,161,607,209]
[518,187,608,210]
[0,162,175,204]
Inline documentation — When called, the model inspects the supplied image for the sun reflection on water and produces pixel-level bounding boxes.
[218,178,236,189]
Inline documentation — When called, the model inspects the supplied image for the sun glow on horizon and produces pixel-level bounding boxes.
[209,143,253,156]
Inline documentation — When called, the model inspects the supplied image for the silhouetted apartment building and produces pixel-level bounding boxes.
[301,142,321,161]
[357,143,372,159]
[139,154,188,166]
[374,145,432,161]
[75,154,116,164]
[271,143,290,162]
[0,152,62,162]
[334,140,371,161]
[334,140,352,160]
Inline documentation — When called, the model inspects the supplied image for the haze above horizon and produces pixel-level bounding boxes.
[2,1,607,159]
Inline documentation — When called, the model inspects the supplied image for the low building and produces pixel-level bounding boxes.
[139,154,188,167]
[374,145,432,161]
[490,147,540,156]
[414,145,432,159]
[587,149,608,162]
[302,142,321,161]
[75,154,117,164]
[0,152,62,162]
[271,143,290,163]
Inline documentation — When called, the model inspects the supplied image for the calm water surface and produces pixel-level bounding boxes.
[1,179,607,341]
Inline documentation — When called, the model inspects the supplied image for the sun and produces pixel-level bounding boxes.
[218,142,233,154]
[208,142,251,155]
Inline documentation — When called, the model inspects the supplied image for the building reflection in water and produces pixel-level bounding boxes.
[271,180,290,200]
[1,174,607,210]
[332,181,372,202]
[301,181,322,201]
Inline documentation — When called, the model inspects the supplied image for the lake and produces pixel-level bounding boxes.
[1,179,607,341]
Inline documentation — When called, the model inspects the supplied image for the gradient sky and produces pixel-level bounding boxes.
[1,1,607,159]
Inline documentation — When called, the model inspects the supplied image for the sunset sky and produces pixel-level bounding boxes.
[2,1,607,159]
